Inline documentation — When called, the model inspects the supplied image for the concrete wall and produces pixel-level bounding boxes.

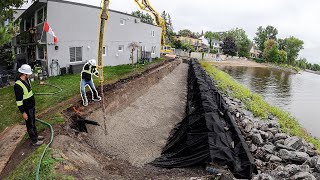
[46,0,161,76]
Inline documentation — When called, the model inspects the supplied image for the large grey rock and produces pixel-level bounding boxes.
[310,156,320,173]
[263,144,276,154]
[284,136,304,150]
[285,164,302,175]
[251,144,258,152]
[292,172,316,180]
[275,139,285,145]
[252,173,274,180]
[244,121,254,133]
[268,128,279,135]
[268,120,280,129]
[259,130,270,140]
[274,133,288,141]
[312,173,320,180]
[276,143,296,151]
[259,123,269,131]
[252,133,264,145]
[269,155,282,162]
[242,109,253,117]
[278,149,310,163]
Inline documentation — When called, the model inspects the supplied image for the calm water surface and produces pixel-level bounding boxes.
[220,66,320,138]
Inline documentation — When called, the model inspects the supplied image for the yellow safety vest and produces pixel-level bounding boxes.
[15,80,34,106]
[82,64,93,74]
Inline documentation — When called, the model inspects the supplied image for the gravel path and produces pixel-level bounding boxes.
[88,62,188,167]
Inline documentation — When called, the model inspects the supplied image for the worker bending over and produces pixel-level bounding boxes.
[80,59,101,106]
[14,64,44,146]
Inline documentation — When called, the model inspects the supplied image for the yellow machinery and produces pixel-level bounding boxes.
[97,0,171,132]
[134,0,173,54]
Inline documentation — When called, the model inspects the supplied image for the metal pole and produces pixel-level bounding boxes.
[97,0,109,134]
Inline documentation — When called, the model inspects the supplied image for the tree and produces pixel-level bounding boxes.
[278,50,287,64]
[222,28,250,57]
[0,0,26,24]
[283,36,304,65]
[204,31,214,49]
[263,39,281,63]
[178,29,195,38]
[131,10,154,25]
[222,35,237,56]
[181,42,195,52]
[278,38,286,51]
[128,42,140,68]
[254,25,278,52]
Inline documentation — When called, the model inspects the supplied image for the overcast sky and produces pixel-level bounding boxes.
[22,0,320,63]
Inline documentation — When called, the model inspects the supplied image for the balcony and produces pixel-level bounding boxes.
[15,25,47,46]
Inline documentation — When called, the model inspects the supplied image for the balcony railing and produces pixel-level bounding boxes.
[15,25,46,46]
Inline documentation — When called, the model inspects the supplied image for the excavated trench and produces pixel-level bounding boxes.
[62,59,255,179]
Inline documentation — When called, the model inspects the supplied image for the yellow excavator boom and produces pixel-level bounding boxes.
[134,0,172,54]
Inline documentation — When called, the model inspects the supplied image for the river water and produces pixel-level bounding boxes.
[219,66,320,138]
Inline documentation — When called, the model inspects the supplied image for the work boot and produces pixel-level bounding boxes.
[37,136,44,140]
[32,140,43,146]
[83,100,88,106]
[93,96,101,102]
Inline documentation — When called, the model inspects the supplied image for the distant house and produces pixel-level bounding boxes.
[199,36,223,53]
[12,0,161,76]
[175,35,202,51]
[249,42,261,58]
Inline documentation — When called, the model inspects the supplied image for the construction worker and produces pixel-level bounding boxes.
[80,59,101,106]
[14,64,44,146]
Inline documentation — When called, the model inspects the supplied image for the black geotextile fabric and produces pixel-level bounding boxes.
[151,60,256,179]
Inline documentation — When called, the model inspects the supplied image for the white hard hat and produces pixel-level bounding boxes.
[18,64,33,75]
[88,59,97,66]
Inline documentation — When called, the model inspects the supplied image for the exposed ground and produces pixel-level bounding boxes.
[87,62,188,166]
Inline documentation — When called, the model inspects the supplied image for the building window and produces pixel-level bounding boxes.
[103,46,107,56]
[70,47,82,62]
[36,6,46,25]
[16,47,21,54]
[118,45,124,52]
[37,45,45,59]
[120,19,126,25]
[151,46,156,54]
[151,30,155,37]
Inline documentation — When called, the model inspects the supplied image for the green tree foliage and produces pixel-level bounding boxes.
[132,10,154,25]
[222,28,250,57]
[160,11,175,45]
[283,36,304,65]
[254,25,278,51]
[222,35,237,56]
[178,29,196,38]
[204,31,214,49]
[263,39,287,63]
[295,58,308,69]
[172,39,182,49]
[0,0,25,23]
[181,42,195,52]
[278,38,286,50]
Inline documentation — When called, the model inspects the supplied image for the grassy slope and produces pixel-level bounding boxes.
[200,61,320,150]
[0,60,162,133]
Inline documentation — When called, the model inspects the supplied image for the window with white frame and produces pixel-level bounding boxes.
[118,45,124,52]
[120,19,126,25]
[151,30,155,37]
[69,47,83,62]
[151,46,156,54]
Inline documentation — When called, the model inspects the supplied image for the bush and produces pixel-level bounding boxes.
[253,58,265,63]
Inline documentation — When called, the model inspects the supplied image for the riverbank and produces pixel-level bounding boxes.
[201,61,320,179]
[201,61,320,149]
[305,69,320,75]
[208,58,300,74]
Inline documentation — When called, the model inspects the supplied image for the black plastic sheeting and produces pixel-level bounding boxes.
[152,60,256,179]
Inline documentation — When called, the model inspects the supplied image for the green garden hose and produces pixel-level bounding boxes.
[33,82,62,179]
[35,118,54,180]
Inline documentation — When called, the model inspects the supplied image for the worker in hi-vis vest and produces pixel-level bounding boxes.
[80,59,101,106]
[14,64,44,146]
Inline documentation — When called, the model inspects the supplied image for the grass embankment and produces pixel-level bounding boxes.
[201,61,320,150]
[5,145,73,180]
[0,59,163,133]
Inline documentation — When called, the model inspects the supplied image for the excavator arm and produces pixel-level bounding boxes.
[134,0,172,54]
